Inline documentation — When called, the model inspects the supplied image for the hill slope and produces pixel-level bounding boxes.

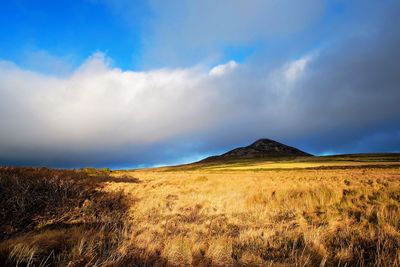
[200,138,312,163]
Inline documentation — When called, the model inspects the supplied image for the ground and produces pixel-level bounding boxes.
[1,154,400,266]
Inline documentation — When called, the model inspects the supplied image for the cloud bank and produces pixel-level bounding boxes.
[0,0,400,167]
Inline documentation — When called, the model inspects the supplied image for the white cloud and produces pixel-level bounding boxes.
[0,54,239,161]
[2,11,400,167]
[209,60,238,76]
[0,53,302,165]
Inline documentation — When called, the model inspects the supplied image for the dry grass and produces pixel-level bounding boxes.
[0,167,136,266]
[1,156,400,266]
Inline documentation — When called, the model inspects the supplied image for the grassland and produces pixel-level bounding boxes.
[1,154,400,266]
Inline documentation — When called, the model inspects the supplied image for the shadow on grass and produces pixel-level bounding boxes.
[0,167,162,266]
[90,174,142,184]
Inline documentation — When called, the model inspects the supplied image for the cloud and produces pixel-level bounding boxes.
[1,1,400,167]
[283,56,311,84]
[2,17,400,168]
[127,0,327,67]
[0,54,240,167]
[209,60,238,76]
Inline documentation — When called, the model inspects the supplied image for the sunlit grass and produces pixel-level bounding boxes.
[105,155,400,266]
[1,155,400,266]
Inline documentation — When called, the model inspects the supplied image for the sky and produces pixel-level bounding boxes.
[0,0,399,168]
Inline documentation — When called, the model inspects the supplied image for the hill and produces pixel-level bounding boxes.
[199,138,312,163]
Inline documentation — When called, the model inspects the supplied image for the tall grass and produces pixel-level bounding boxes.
[107,167,400,266]
[1,165,400,266]
[0,167,134,266]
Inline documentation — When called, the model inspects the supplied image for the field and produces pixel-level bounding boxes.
[1,154,400,266]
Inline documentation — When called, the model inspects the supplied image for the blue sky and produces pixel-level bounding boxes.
[0,0,146,70]
[0,0,350,70]
[0,0,399,168]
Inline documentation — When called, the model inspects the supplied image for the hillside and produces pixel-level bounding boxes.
[199,138,312,163]
[160,139,399,172]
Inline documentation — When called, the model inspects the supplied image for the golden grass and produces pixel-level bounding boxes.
[105,158,400,266]
[196,161,400,171]
[1,157,400,266]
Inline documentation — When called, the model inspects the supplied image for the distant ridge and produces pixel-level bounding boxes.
[200,138,312,163]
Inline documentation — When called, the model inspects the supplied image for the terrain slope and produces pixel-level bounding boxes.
[199,138,312,163]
